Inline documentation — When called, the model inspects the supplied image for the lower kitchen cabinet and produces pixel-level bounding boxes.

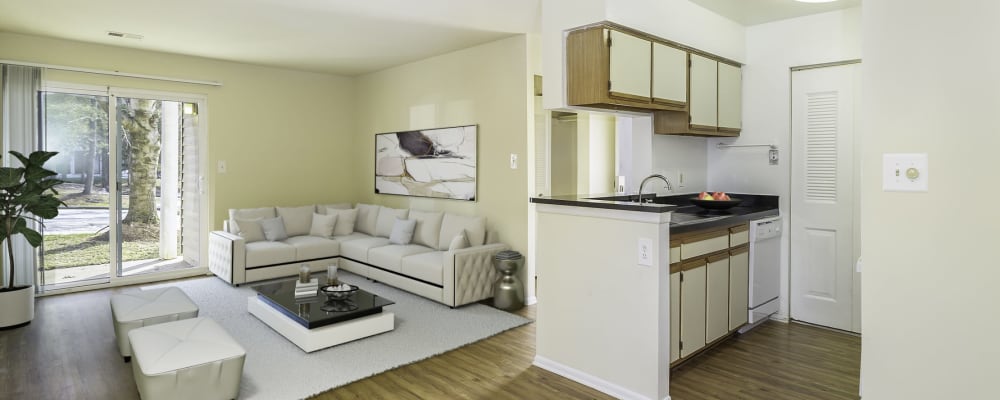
[705,253,731,343]
[679,261,706,358]
[729,245,750,330]
[669,222,751,367]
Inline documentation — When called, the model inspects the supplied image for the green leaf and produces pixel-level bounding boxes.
[15,223,42,248]
[26,151,59,166]
[26,197,61,219]
[7,151,29,167]
[0,167,24,189]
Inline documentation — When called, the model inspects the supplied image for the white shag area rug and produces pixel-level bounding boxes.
[141,271,531,399]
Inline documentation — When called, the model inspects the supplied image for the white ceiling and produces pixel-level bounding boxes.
[689,0,861,26]
[0,0,541,76]
[0,0,859,76]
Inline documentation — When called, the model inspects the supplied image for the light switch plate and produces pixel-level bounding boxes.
[882,153,928,192]
[637,238,653,267]
[510,153,518,169]
[217,160,227,174]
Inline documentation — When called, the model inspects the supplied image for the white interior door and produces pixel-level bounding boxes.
[790,63,860,333]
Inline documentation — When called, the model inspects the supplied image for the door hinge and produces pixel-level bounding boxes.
[608,80,612,91]
[689,59,692,68]
[607,36,612,47]
[679,341,684,351]
[680,272,684,282]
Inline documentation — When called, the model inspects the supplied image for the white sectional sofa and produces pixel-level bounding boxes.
[208,203,508,307]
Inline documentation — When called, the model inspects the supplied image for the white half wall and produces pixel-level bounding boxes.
[706,8,862,320]
[652,135,708,194]
[860,1,1000,398]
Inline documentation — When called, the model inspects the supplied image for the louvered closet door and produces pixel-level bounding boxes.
[180,106,201,266]
[790,64,859,332]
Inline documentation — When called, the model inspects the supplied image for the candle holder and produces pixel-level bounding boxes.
[327,262,339,286]
[299,263,311,283]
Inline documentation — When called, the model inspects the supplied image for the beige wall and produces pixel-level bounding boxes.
[550,117,578,196]
[861,1,1000,398]
[0,32,357,240]
[353,35,531,273]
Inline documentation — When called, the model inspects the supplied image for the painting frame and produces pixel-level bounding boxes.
[374,124,478,201]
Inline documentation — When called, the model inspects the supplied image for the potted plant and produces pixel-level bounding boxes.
[0,151,63,329]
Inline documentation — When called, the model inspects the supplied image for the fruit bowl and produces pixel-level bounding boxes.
[320,283,358,300]
[690,197,743,210]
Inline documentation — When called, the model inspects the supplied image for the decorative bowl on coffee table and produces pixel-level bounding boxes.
[320,284,359,300]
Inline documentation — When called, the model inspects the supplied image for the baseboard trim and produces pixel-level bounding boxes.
[532,355,669,400]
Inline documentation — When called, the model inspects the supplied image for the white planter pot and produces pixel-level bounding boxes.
[0,286,34,329]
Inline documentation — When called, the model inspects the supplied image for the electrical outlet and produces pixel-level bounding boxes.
[638,238,653,267]
[217,160,227,174]
[768,149,779,165]
[510,153,518,169]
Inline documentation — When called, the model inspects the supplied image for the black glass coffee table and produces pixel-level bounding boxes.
[247,279,395,352]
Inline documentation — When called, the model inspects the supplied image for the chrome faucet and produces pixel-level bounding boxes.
[638,174,673,203]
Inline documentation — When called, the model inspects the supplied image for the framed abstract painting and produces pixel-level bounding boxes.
[374,125,477,201]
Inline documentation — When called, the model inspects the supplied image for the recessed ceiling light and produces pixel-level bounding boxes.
[106,31,143,40]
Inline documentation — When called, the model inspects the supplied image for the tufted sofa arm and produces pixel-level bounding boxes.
[209,231,246,285]
[443,243,509,307]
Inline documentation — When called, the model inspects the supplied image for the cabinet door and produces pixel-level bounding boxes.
[670,271,681,363]
[705,255,730,343]
[608,29,651,101]
[718,62,742,131]
[652,43,686,106]
[679,264,706,358]
[689,54,718,129]
[729,247,750,330]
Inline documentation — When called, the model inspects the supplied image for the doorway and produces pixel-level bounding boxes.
[38,85,205,290]
[789,62,861,333]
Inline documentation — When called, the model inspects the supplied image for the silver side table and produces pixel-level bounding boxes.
[493,250,525,311]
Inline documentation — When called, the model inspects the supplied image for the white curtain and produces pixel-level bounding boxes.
[1,64,43,288]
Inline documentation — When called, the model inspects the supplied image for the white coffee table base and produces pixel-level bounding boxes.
[247,296,394,353]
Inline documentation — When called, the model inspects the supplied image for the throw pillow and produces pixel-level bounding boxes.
[448,231,470,251]
[260,216,289,242]
[408,210,444,249]
[375,206,409,238]
[309,213,338,238]
[234,218,265,243]
[328,208,358,236]
[228,207,275,234]
[389,218,418,245]
[277,205,314,237]
[355,204,380,235]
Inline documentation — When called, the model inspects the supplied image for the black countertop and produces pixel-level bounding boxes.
[531,192,780,234]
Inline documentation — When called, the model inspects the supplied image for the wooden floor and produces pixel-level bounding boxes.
[0,280,860,400]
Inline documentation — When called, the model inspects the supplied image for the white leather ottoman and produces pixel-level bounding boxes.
[110,286,199,361]
[129,317,246,400]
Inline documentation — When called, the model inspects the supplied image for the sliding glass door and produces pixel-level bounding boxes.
[39,85,204,290]
[39,91,113,289]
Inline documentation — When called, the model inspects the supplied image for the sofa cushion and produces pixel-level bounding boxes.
[228,207,275,234]
[284,236,339,261]
[260,217,288,242]
[333,232,371,242]
[408,210,443,249]
[375,206,409,237]
[233,218,265,243]
[277,206,314,237]
[355,204,380,236]
[328,208,358,236]
[246,241,296,268]
[316,203,351,214]
[368,244,435,274]
[438,214,486,250]
[309,213,338,238]
[400,251,445,285]
[389,218,417,245]
[340,236,391,263]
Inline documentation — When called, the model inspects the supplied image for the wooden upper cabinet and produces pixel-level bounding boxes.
[608,30,651,101]
[689,54,718,131]
[566,26,685,113]
[652,42,687,107]
[718,61,742,132]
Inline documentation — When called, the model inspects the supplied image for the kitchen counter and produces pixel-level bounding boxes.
[530,193,779,233]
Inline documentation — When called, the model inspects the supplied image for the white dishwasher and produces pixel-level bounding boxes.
[739,215,782,333]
